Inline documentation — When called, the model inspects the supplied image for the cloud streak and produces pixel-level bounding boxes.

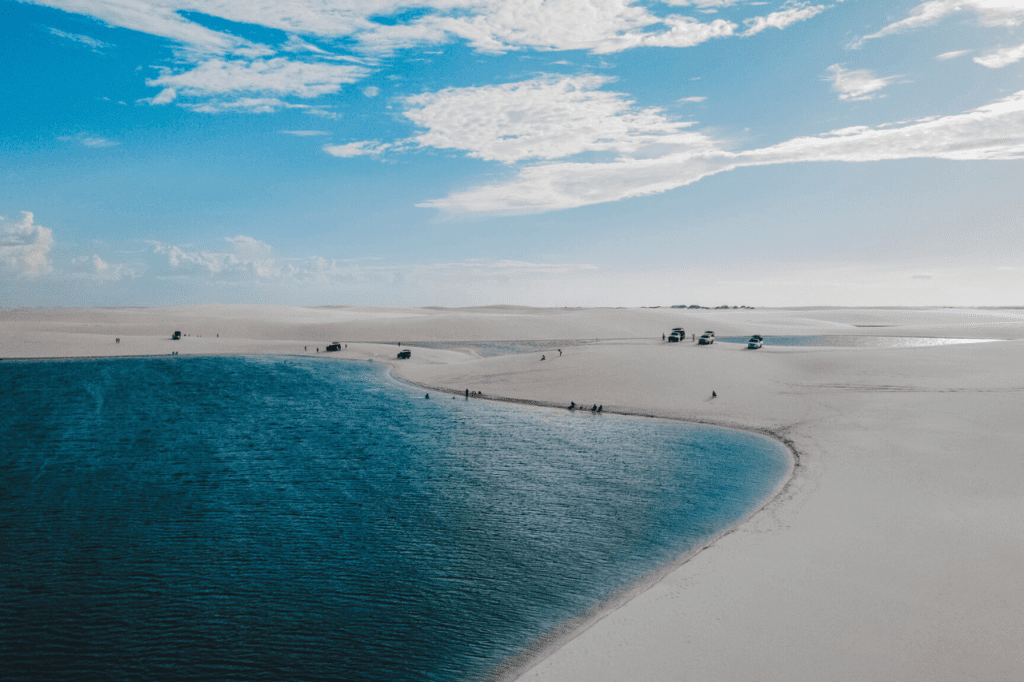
[418,88,1024,213]
[974,41,1024,68]
[857,0,1024,45]
[146,58,368,107]
[825,65,899,101]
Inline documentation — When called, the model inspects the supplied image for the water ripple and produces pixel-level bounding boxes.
[1,356,788,681]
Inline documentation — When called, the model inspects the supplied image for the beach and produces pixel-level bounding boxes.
[2,304,1023,681]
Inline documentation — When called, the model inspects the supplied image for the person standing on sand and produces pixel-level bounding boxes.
[541,354,545,361]
[558,349,562,356]
[465,388,469,400]
[712,391,717,398]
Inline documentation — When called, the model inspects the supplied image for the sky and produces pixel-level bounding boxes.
[2,0,1023,308]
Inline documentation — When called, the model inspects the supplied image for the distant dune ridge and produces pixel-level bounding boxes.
[2,305,1023,681]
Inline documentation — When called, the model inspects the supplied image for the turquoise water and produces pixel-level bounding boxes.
[0,356,789,681]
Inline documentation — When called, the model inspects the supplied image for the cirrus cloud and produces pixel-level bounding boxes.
[417,88,1024,213]
[857,0,1024,46]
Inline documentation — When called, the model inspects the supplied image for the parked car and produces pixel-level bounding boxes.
[703,330,715,337]
[397,349,412,359]
[172,331,181,340]
[325,342,342,352]
[747,335,763,349]
[699,334,714,345]
[668,330,682,342]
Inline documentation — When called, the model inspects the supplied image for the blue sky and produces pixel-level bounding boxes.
[2,0,1023,307]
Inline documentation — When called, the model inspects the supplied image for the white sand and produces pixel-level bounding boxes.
[3,304,1023,681]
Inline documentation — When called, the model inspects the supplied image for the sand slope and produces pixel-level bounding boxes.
[3,305,1023,681]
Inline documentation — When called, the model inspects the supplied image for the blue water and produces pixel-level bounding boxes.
[718,335,995,347]
[0,356,789,682]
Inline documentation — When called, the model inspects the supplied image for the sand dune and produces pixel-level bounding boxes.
[2,305,1022,681]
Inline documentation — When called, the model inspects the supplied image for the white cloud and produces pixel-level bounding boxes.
[59,134,120,147]
[323,141,389,157]
[150,87,177,105]
[401,75,714,164]
[48,27,111,51]
[419,88,1024,213]
[825,64,899,101]
[662,0,742,7]
[281,35,330,54]
[146,58,368,102]
[974,41,1024,67]
[81,136,119,147]
[25,0,821,57]
[363,86,380,97]
[148,234,590,286]
[150,235,277,277]
[937,49,971,59]
[678,96,707,102]
[25,0,834,116]
[743,4,825,36]
[181,97,333,114]
[70,253,142,280]
[858,0,1024,45]
[0,212,55,277]
[29,0,242,54]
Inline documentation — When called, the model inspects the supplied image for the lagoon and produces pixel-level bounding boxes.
[0,356,788,681]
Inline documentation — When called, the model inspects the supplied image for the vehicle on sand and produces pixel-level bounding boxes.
[397,349,412,359]
[748,335,763,349]
[325,342,342,352]
[699,334,714,345]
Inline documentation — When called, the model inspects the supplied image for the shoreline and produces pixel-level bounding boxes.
[385,363,801,682]
[2,348,801,682]
[4,305,1023,681]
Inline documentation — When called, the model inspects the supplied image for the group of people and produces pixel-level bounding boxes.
[539,349,563,361]
[568,401,602,413]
